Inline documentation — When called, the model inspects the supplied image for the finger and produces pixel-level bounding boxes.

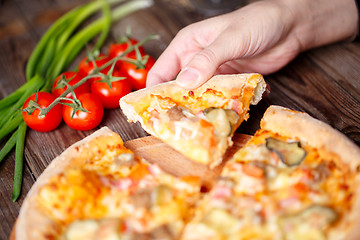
[146,28,197,87]
[146,48,181,87]
[146,43,184,87]
[175,31,242,89]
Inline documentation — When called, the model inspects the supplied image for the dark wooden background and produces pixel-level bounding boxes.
[1,0,360,239]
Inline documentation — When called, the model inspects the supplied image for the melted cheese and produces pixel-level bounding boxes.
[38,141,201,239]
[184,130,357,240]
[38,169,114,224]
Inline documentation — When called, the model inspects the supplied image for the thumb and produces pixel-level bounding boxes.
[175,33,239,89]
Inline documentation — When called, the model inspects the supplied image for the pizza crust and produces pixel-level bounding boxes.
[119,73,266,137]
[13,127,123,240]
[261,105,360,239]
[261,105,360,170]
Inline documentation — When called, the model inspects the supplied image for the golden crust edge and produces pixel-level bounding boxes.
[119,73,265,115]
[14,127,121,240]
[260,105,360,167]
[261,105,360,239]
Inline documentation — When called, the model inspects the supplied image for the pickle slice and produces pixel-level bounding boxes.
[280,205,338,240]
[203,108,238,136]
[300,205,338,227]
[265,137,307,166]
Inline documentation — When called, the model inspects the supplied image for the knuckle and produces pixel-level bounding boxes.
[194,48,218,67]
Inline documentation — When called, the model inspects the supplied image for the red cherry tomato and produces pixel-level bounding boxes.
[109,39,146,71]
[108,38,145,59]
[62,93,104,131]
[91,69,132,109]
[52,71,90,98]
[22,92,62,132]
[121,54,155,90]
[78,54,111,77]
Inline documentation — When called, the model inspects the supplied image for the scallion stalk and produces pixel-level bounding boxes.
[25,6,80,80]
[0,130,17,163]
[12,122,27,202]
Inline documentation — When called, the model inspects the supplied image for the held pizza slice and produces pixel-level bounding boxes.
[12,127,201,240]
[120,73,267,168]
[182,105,360,240]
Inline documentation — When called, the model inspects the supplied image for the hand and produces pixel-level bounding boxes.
[147,0,358,89]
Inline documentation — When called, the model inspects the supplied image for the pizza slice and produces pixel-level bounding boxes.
[182,105,360,240]
[120,73,267,168]
[13,127,201,240]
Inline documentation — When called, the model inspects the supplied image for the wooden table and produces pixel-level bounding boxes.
[1,0,360,239]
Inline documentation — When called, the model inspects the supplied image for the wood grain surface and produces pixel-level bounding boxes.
[1,0,360,239]
[124,133,252,187]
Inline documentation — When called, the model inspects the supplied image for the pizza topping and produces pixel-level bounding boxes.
[130,185,174,209]
[203,107,239,136]
[38,169,112,223]
[312,162,331,182]
[146,224,177,240]
[132,224,177,240]
[280,205,338,239]
[62,219,123,240]
[152,185,174,206]
[130,188,153,209]
[62,218,179,240]
[230,163,266,195]
[121,224,177,240]
[300,205,338,227]
[265,138,307,167]
[201,208,239,234]
[242,163,265,178]
[115,152,136,167]
[100,177,133,191]
[167,106,186,121]
[211,184,233,200]
[63,219,100,240]
[224,109,239,125]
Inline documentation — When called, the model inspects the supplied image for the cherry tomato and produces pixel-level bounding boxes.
[22,92,62,132]
[91,69,132,109]
[62,93,104,131]
[109,39,146,71]
[121,54,155,90]
[108,38,145,59]
[52,71,90,98]
[78,54,111,77]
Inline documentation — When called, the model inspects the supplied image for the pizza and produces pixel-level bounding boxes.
[120,73,267,168]
[12,102,360,238]
[181,105,360,240]
[12,127,201,240]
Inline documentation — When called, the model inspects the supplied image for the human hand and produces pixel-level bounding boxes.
[147,0,358,89]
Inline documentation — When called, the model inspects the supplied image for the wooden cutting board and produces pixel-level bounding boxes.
[124,133,252,187]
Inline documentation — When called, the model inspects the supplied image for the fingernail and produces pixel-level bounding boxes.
[176,67,201,89]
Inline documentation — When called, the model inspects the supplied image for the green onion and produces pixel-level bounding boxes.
[56,0,123,52]
[38,37,56,78]
[0,78,38,110]
[25,6,80,80]
[0,112,23,141]
[26,0,123,80]
[0,75,43,130]
[12,122,27,202]
[94,0,112,51]
[0,130,17,163]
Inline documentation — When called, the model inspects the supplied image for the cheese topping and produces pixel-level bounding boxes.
[183,129,357,240]
[37,141,200,239]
